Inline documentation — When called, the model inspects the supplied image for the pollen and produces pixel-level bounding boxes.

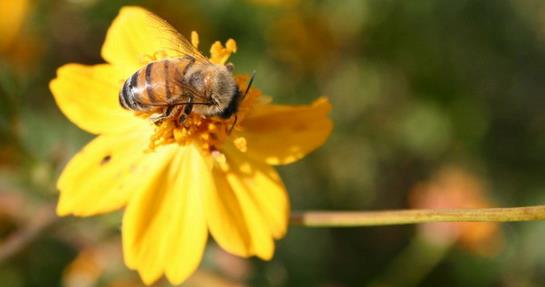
[148,113,236,154]
[234,137,248,153]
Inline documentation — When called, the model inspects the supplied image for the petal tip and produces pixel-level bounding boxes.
[117,5,149,18]
[165,269,194,286]
[139,270,161,286]
[256,245,275,261]
[56,199,72,217]
[313,96,333,112]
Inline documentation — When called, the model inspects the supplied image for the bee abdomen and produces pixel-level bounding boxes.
[119,71,144,111]
[118,58,200,113]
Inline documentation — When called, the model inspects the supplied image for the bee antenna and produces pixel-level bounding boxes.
[229,72,255,135]
[228,115,238,134]
[242,71,256,101]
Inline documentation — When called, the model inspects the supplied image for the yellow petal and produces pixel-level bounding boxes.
[228,147,290,239]
[57,129,154,216]
[101,6,187,75]
[50,63,147,135]
[123,145,209,285]
[239,97,333,165]
[206,148,289,260]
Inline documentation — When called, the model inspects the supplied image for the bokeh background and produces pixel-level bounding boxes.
[2,0,545,286]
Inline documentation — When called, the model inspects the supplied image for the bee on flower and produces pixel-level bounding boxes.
[50,6,332,286]
[118,22,251,127]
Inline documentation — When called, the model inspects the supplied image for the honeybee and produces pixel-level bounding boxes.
[118,19,254,126]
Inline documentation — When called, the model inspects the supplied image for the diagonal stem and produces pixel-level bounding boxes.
[290,205,545,227]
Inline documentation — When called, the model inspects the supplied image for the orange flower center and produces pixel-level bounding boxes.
[148,113,236,152]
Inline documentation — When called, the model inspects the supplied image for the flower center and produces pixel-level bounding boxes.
[148,113,236,153]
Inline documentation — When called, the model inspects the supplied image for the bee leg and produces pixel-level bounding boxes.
[178,98,194,127]
[151,105,178,125]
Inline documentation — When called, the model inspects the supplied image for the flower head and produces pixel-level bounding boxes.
[50,6,332,285]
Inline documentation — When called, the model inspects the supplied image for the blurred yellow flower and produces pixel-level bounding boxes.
[50,6,332,285]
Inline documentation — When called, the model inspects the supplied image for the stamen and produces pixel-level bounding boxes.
[233,137,247,153]
[140,50,168,64]
[226,39,237,53]
[191,31,199,49]
[211,150,227,165]
[146,113,232,154]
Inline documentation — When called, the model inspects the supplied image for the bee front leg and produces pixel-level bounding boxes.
[177,97,194,127]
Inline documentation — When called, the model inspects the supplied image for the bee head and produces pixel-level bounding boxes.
[218,70,255,119]
[219,87,241,119]
[202,65,239,118]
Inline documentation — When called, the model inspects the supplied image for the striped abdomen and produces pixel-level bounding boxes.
[118,57,194,112]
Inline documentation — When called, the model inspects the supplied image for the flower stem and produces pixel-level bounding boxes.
[290,205,545,227]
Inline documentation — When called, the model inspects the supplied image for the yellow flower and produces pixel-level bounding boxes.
[50,6,332,285]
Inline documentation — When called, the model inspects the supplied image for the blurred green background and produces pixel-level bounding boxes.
[3,0,545,286]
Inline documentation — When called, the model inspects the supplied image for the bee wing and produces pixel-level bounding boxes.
[170,81,215,105]
[145,11,211,63]
[139,78,213,107]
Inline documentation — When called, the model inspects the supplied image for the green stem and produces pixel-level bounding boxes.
[367,235,452,287]
[290,205,545,227]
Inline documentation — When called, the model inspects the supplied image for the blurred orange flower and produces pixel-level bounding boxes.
[409,166,503,256]
[0,0,29,51]
[63,243,119,287]
[63,240,148,287]
[0,0,40,69]
[50,6,332,285]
